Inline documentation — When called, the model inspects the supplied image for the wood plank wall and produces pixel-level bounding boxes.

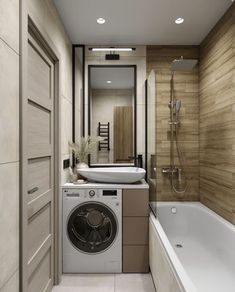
[199,4,235,223]
[113,106,133,162]
[147,46,200,201]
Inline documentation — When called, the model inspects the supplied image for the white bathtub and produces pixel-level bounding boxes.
[149,202,235,292]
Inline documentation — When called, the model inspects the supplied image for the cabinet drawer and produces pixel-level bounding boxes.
[123,189,149,216]
[123,245,149,273]
[123,217,148,245]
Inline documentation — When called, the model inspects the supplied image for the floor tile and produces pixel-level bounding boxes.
[115,274,156,292]
[52,274,156,292]
[52,274,115,292]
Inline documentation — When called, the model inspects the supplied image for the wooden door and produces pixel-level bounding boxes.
[22,31,55,292]
[113,106,133,162]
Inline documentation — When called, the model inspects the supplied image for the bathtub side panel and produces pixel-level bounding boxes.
[149,219,183,292]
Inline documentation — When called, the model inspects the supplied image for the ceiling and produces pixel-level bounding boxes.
[53,0,232,45]
[90,67,134,89]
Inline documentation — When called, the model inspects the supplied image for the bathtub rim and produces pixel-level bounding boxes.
[150,209,197,292]
[157,201,235,232]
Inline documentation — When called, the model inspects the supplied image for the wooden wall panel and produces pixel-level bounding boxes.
[147,46,200,201]
[199,4,235,223]
[113,106,133,162]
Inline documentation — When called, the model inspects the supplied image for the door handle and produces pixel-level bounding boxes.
[28,187,39,194]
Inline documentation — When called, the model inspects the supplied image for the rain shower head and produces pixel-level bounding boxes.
[171,57,198,72]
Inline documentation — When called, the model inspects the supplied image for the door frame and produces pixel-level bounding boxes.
[20,1,62,290]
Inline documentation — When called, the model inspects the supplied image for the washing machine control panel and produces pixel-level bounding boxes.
[63,189,81,197]
[103,190,117,196]
[89,190,95,197]
[63,188,122,201]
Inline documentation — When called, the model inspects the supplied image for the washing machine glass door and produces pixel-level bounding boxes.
[67,202,118,253]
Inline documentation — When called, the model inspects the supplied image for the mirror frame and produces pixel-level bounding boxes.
[72,44,85,142]
[145,79,148,178]
[88,64,137,167]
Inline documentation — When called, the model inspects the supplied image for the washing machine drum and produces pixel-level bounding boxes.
[67,202,118,253]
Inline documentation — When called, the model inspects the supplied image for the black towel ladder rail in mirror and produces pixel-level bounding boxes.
[98,122,110,151]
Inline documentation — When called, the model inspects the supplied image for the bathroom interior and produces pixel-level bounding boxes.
[1,0,235,291]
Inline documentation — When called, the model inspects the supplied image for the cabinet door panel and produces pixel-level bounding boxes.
[123,217,148,245]
[123,189,149,216]
[123,245,149,273]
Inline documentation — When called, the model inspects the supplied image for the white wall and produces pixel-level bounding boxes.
[0,0,19,290]
[85,46,147,165]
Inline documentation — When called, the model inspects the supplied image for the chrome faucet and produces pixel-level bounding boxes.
[162,166,182,182]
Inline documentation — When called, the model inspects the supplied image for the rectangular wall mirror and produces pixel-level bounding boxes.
[88,65,137,166]
[73,45,85,143]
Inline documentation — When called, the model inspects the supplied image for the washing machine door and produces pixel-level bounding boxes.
[67,202,118,253]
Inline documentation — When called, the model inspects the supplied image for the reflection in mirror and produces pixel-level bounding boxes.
[74,46,84,143]
[88,66,136,166]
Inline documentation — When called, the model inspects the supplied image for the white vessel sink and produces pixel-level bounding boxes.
[78,167,146,184]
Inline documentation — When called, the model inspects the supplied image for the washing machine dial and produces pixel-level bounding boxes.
[89,190,95,197]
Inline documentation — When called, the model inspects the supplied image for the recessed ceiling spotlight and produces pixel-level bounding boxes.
[175,18,184,24]
[97,17,106,24]
[107,80,112,84]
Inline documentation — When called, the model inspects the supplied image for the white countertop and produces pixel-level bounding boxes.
[63,179,149,189]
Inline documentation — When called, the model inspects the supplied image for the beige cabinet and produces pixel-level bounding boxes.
[122,189,149,273]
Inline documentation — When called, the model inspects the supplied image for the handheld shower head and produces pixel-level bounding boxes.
[175,100,181,113]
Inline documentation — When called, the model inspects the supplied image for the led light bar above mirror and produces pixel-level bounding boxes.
[89,47,136,52]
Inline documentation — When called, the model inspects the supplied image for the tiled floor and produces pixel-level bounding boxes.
[52,273,156,292]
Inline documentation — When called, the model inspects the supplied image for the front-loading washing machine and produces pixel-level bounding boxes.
[63,187,122,273]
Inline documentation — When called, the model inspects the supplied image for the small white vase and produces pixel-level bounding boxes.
[77,162,89,170]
